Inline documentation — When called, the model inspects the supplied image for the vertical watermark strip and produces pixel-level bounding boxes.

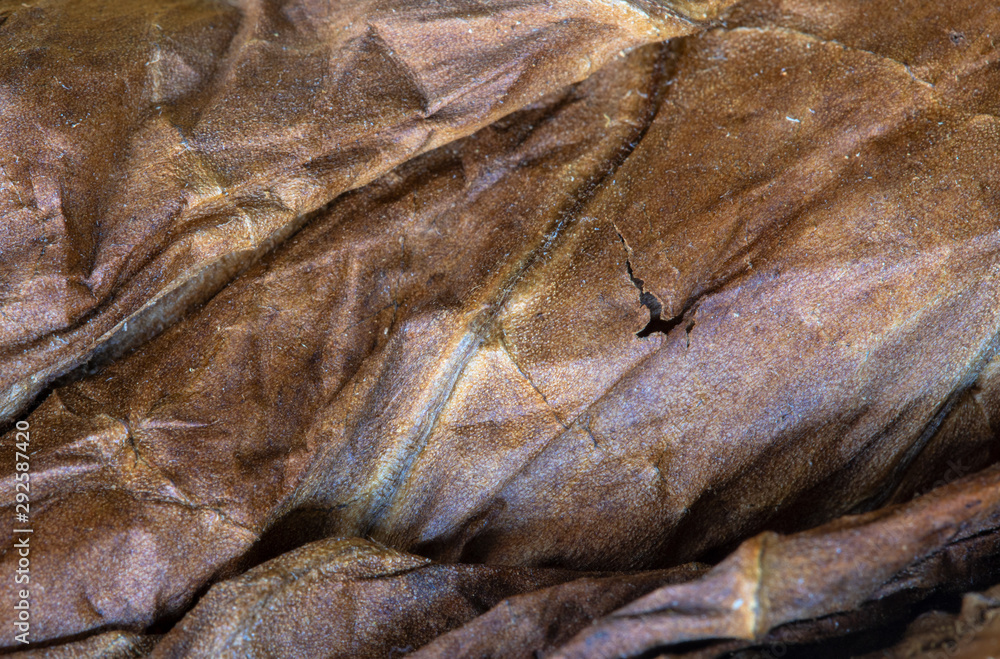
[12,420,31,644]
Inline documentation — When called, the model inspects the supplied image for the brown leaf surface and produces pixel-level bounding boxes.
[148,537,704,658]
[550,464,1000,657]
[186,466,1000,657]
[0,39,674,644]
[2,0,1000,656]
[0,0,722,423]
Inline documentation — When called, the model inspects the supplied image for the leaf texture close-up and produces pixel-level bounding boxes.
[1,0,1000,656]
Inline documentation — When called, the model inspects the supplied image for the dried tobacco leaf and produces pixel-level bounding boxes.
[0,0,729,423]
[145,465,1000,658]
[549,464,1000,657]
[496,11,1000,568]
[148,537,703,658]
[726,0,1000,118]
[2,0,1000,656]
[0,40,672,644]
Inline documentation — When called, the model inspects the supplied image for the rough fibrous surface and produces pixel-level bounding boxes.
[0,0,726,422]
[1,0,999,656]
